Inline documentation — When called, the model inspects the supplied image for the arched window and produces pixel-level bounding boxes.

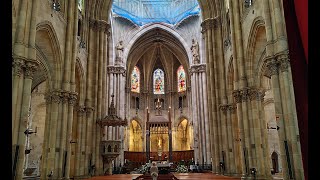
[177,65,186,92]
[131,66,140,93]
[153,69,165,94]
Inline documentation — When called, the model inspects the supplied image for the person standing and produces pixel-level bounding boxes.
[150,162,159,180]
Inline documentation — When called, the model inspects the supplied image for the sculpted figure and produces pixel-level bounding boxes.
[190,39,200,64]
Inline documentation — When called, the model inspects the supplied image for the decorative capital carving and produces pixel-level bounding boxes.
[24,61,38,79]
[12,57,25,77]
[97,20,110,34]
[232,90,241,103]
[78,105,86,116]
[240,88,249,102]
[227,104,237,113]
[213,16,221,29]
[85,106,95,115]
[62,91,70,103]
[201,18,214,33]
[189,64,206,75]
[44,92,52,104]
[51,90,63,104]
[276,53,290,72]
[257,90,265,102]
[248,88,258,101]
[69,92,78,106]
[264,59,278,77]
[89,19,98,31]
[107,66,126,76]
[219,104,228,113]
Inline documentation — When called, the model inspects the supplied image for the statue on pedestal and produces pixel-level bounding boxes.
[191,39,200,64]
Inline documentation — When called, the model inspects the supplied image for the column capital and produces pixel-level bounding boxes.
[85,106,95,115]
[201,18,214,33]
[227,104,237,113]
[248,88,265,101]
[24,60,39,79]
[69,92,78,106]
[219,104,228,113]
[12,56,26,77]
[77,105,86,116]
[189,64,206,75]
[45,89,63,104]
[107,66,126,76]
[240,88,250,102]
[201,17,221,33]
[276,52,290,72]
[62,91,70,104]
[232,90,242,104]
[263,59,278,78]
[97,20,111,34]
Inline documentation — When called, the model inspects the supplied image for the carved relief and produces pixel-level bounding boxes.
[69,92,78,106]
[189,64,206,75]
[264,59,278,77]
[51,90,63,104]
[201,19,214,33]
[219,104,228,114]
[62,91,70,104]
[240,88,249,102]
[227,104,237,113]
[277,53,290,72]
[24,61,38,79]
[107,66,126,76]
[12,57,25,77]
[78,105,86,116]
[232,90,242,103]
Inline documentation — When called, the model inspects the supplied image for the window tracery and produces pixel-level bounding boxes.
[153,69,164,94]
[131,66,140,93]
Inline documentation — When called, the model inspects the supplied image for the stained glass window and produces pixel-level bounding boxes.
[131,66,140,93]
[177,65,186,92]
[153,69,164,94]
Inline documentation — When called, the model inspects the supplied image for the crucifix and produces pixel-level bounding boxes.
[155,98,162,115]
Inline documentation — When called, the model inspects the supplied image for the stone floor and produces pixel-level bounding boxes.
[84,173,241,180]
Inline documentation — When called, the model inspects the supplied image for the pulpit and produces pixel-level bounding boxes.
[97,95,127,175]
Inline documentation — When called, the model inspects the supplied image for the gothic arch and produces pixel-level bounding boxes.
[124,23,192,66]
[245,16,267,87]
[36,21,63,90]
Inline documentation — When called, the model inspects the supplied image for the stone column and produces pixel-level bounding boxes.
[80,105,87,176]
[190,67,199,164]
[65,92,78,178]
[249,88,267,178]
[232,90,247,177]
[227,104,236,175]
[40,90,53,179]
[277,53,304,179]
[75,105,85,176]
[264,59,289,179]
[202,72,211,163]
[219,104,229,174]
[12,58,25,145]
[15,61,38,180]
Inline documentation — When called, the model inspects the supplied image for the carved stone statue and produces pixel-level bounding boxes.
[190,39,200,64]
[115,40,124,65]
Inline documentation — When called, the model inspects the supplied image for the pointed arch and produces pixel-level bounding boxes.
[177,65,186,92]
[131,66,140,93]
[153,68,165,94]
